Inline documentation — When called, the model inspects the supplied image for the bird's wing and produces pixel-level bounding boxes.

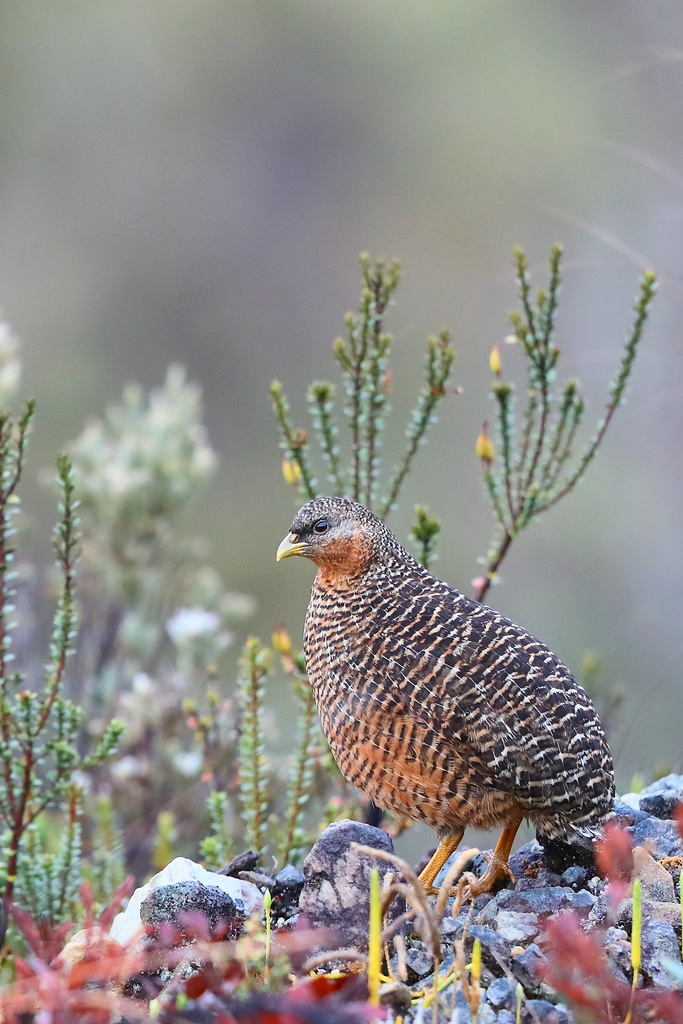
[364,577,611,816]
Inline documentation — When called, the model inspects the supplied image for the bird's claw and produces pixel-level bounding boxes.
[450,853,516,908]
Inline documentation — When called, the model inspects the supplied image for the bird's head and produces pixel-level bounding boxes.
[276,496,393,579]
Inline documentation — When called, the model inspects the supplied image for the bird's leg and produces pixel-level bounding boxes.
[456,815,522,900]
[417,830,465,895]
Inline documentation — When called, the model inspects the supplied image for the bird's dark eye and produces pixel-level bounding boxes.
[313,518,330,535]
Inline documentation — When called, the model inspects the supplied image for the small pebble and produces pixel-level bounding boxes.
[477,1005,497,1024]
[639,790,683,820]
[603,928,632,983]
[271,865,305,918]
[560,865,587,889]
[452,988,473,1024]
[640,772,683,794]
[468,924,512,973]
[496,1012,516,1024]
[632,846,676,902]
[486,976,516,1010]
[626,817,683,859]
[378,980,412,1011]
[220,850,260,877]
[404,947,434,982]
[511,942,547,990]
[525,999,571,1024]
[641,918,682,988]
[495,910,540,944]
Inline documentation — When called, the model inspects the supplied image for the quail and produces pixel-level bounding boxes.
[277,496,615,896]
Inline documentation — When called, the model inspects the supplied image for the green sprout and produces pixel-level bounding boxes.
[625,876,642,1024]
[367,866,381,1009]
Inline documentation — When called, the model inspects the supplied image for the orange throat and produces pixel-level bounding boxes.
[312,529,372,587]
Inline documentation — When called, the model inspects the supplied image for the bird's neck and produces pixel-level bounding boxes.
[313,546,423,593]
[313,563,368,591]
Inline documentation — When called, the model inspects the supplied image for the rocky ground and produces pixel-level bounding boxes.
[98,775,683,1023]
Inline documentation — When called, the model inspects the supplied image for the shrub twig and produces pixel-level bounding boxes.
[475,250,657,602]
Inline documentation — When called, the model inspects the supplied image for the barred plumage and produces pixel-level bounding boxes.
[277,496,615,895]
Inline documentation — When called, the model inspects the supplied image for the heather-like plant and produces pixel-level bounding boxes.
[196,630,339,869]
[236,638,271,854]
[0,413,122,937]
[62,366,255,878]
[271,252,455,517]
[474,249,657,601]
[273,631,320,868]
[68,364,254,701]
[84,793,126,909]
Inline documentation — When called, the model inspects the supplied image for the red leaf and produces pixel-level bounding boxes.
[97,874,136,933]
[675,801,683,841]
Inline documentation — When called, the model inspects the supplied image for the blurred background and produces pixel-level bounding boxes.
[0,2,681,853]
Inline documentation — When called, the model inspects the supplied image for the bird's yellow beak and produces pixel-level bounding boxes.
[276,533,307,561]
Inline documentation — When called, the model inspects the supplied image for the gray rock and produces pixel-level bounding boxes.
[603,926,631,983]
[524,886,595,916]
[586,875,605,896]
[617,898,683,931]
[612,798,648,827]
[641,919,682,988]
[495,910,540,944]
[477,1005,497,1024]
[585,894,609,930]
[140,880,245,939]
[632,845,676,902]
[299,819,402,951]
[604,925,629,940]
[439,917,462,940]
[625,816,683,859]
[468,925,512,974]
[273,864,305,890]
[271,865,305,918]
[220,850,260,877]
[477,889,524,924]
[479,886,594,925]
[109,857,261,946]
[640,772,683,794]
[452,989,473,1024]
[404,947,434,982]
[648,901,683,927]
[639,790,683,820]
[378,980,413,1011]
[508,842,562,892]
[486,976,516,1010]
[560,865,588,889]
[510,942,547,990]
[496,1012,516,1024]
[525,999,571,1024]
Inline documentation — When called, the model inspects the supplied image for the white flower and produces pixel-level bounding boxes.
[132,672,155,695]
[0,312,21,404]
[166,606,222,646]
[111,754,147,779]
[173,750,202,776]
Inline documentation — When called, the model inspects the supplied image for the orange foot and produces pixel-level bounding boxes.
[452,851,516,903]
